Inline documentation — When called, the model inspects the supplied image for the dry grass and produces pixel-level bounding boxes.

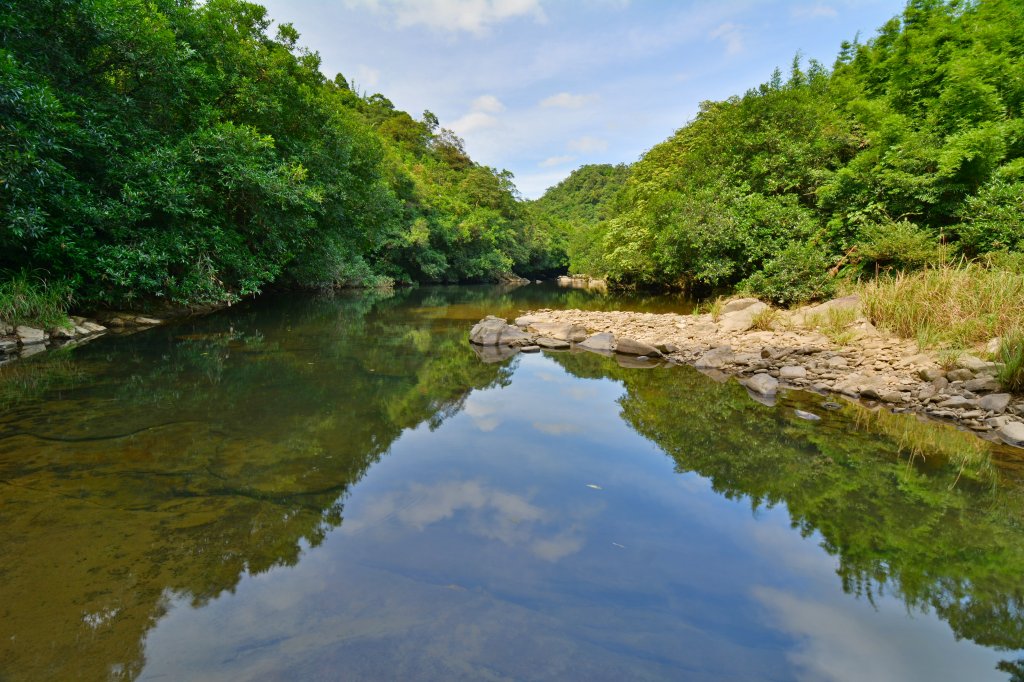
[750,306,780,331]
[860,263,1024,349]
[805,307,858,346]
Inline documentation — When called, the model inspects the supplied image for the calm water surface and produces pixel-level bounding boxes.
[2,284,1024,681]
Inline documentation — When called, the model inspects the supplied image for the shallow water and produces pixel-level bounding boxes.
[1,284,1023,681]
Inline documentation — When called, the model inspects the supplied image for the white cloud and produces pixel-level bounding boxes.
[538,155,575,168]
[540,92,598,109]
[345,0,546,35]
[471,94,505,113]
[792,4,839,19]
[449,94,506,135]
[710,22,744,56]
[567,136,608,153]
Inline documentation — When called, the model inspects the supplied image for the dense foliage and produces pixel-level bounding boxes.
[539,0,1024,303]
[0,0,550,308]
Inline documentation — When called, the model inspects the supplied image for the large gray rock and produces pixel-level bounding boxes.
[979,393,1011,413]
[793,295,861,324]
[946,368,975,382]
[528,321,588,342]
[614,337,662,357]
[535,336,570,350]
[0,338,18,355]
[779,365,807,380]
[469,316,534,347]
[721,297,762,314]
[695,346,733,369]
[958,354,989,372]
[998,421,1024,447]
[937,396,974,409]
[742,373,779,396]
[719,302,770,333]
[965,376,1001,393]
[15,325,46,345]
[577,332,615,353]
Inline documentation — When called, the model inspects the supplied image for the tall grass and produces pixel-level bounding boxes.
[998,330,1024,392]
[860,263,1024,349]
[804,307,858,345]
[0,272,73,329]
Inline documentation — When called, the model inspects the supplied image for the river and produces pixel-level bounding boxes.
[1,284,1022,681]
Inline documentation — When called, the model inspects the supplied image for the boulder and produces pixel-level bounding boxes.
[695,346,733,369]
[959,354,989,372]
[718,302,770,333]
[514,315,541,328]
[520,345,541,353]
[937,396,974,409]
[792,295,861,324]
[742,373,779,396]
[50,326,75,340]
[535,336,570,350]
[615,337,663,357]
[577,332,615,354]
[15,325,46,345]
[134,316,163,326]
[978,393,1011,413]
[721,297,762,314]
[655,342,680,354]
[964,377,1001,393]
[81,321,107,333]
[0,338,18,355]
[946,368,974,382]
[469,316,534,347]
[779,365,807,380]
[918,367,944,382]
[998,421,1024,447]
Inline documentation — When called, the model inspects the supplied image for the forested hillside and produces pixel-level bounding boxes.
[539,0,1023,303]
[1,0,552,309]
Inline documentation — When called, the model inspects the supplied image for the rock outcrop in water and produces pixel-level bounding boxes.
[469,296,1024,449]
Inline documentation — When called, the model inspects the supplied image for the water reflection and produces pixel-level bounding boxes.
[0,284,1021,681]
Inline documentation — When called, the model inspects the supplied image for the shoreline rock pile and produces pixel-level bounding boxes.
[0,313,166,365]
[469,297,1024,449]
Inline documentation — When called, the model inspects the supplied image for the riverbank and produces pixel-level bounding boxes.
[0,312,173,364]
[472,295,1024,449]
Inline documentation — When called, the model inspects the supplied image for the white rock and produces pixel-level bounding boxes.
[998,421,1024,447]
[16,325,46,345]
[742,373,779,396]
[779,365,807,380]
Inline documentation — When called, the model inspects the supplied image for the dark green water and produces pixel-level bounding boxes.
[2,284,1024,681]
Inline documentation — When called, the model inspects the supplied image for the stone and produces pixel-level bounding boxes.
[520,345,540,353]
[469,316,534,347]
[918,367,944,382]
[0,338,18,355]
[655,342,679,354]
[932,376,949,392]
[0,322,12,335]
[718,302,770,333]
[986,337,1002,356]
[615,337,663,357]
[822,402,843,411]
[19,343,46,357]
[779,365,807,380]
[978,393,1011,413]
[946,368,975,382]
[827,356,849,369]
[81,321,107,333]
[50,326,75,340]
[964,377,1001,393]
[535,337,570,350]
[794,409,821,421]
[74,325,91,336]
[793,295,861,324]
[577,332,615,353]
[695,346,734,369]
[742,373,778,396]
[721,297,762,314]
[528,321,588,342]
[959,354,989,372]
[998,421,1024,447]
[134,316,163,326]
[15,325,46,345]
[918,385,937,401]
[937,396,974,409]
[880,392,904,404]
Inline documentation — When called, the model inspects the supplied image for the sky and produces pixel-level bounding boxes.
[256,0,906,198]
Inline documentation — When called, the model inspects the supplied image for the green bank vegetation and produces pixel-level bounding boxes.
[1,0,559,318]
[528,0,1024,350]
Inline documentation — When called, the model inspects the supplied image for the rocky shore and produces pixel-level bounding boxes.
[469,296,1024,449]
[0,312,167,365]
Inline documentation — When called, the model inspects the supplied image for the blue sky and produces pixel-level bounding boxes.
[257,0,905,198]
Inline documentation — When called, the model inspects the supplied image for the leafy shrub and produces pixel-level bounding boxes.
[740,242,836,306]
[856,219,945,274]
